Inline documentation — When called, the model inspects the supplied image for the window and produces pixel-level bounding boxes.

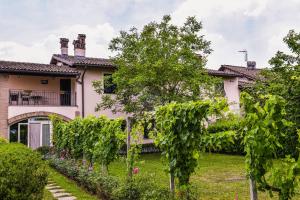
[104,74,116,94]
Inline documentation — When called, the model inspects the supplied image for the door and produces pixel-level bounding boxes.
[60,79,71,105]
[29,123,40,149]
[41,123,51,146]
[18,123,28,146]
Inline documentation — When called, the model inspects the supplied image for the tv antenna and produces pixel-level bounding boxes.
[238,50,248,62]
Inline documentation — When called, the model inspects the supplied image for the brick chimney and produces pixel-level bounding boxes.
[247,61,256,70]
[60,38,69,55]
[73,34,86,57]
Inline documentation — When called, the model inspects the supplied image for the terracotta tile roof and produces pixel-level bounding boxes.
[0,60,79,76]
[219,65,262,80]
[207,69,241,77]
[51,54,115,67]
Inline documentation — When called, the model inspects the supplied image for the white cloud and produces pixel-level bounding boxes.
[172,0,300,69]
[0,23,116,63]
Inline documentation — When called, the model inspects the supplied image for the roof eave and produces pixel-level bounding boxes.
[0,69,79,77]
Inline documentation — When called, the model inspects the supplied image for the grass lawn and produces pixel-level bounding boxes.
[47,166,98,200]
[107,153,300,200]
[43,189,56,200]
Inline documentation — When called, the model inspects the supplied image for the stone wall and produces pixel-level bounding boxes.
[0,74,9,139]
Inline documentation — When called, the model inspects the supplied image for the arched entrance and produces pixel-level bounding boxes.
[8,112,71,149]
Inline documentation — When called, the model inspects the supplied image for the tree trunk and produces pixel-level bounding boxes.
[170,172,175,195]
[249,176,258,200]
[101,162,108,175]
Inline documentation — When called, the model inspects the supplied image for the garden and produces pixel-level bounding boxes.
[0,16,299,200]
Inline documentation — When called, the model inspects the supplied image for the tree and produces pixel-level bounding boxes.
[241,92,297,200]
[93,15,220,118]
[245,30,300,156]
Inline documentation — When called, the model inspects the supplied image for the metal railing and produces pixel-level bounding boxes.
[9,90,76,106]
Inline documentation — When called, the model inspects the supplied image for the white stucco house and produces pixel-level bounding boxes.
[0,34,261,148]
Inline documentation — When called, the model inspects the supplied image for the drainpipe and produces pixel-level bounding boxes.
[76,66,87,118]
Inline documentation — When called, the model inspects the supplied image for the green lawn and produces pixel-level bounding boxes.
[43,189,56,200]
[47,167,98,200]
[107,153,300,200]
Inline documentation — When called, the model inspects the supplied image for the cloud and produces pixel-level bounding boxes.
[0,23,116,63]
[172,0,300,69]
[0,0,299,69]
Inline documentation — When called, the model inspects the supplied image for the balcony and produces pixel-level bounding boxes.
[9,89,76,106]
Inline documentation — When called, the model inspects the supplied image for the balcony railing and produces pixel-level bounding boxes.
[9,90,76,106]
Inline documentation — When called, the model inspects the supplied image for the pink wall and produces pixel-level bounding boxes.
[223,77,240,113]
[81,68,126,119]
[8,75,76,93]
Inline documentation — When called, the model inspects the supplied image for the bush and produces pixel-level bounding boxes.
[207,115,241,133]
[201,131,244,154]
[0,137,8,145]
[112,174,171,200]
[35,146,52,156]
[0,143,48,200]
[49,156,172,200]
[49,156,118,200]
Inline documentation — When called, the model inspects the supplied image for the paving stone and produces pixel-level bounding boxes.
[46,185,61,190]
[53,192,72,198]
[49,189,65,193]
[57,196,77,200]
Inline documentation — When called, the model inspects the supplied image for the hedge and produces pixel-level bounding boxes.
[0,143,48,200]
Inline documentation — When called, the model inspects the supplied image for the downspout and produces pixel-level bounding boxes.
[76,66,87,117]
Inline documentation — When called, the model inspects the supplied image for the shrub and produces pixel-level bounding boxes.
[207,115,241,133]
[49,156,118,199]
[201,131,244,154]
[112,174,171,200]
[0,137,8,145]
[0,143,48,200]
[35,146,51,156]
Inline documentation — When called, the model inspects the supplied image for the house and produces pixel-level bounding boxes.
[0,34,261,148]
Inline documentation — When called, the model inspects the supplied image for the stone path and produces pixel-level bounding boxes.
[46,179,77,200]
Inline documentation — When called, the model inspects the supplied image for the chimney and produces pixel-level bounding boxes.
[247,61,256,70]
[60,38,69,55]
[73,34,86,57]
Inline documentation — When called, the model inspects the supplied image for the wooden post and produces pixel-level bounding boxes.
[126,117,132,178]
[249,176,258,200]
[170,171,175,195]
[126,117,131,153]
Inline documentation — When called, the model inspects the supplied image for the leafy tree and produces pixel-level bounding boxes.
[93,15,220,117]
[245,30,300,156]
[241,92,297,200]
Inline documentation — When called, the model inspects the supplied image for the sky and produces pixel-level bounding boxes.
[0,0,299,69]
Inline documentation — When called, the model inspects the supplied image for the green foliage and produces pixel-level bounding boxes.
[0,143,48,200]
[112,174,171,200]
[155,100,213,188]
[241,92,297,200]
[202,114,244,154]
[0,137,8,145]
[93,15,220,117]
[49,156,118,200]
[245,30,300,157]
[35,146,51,157]
[93,117,126,173]
[50,115,126,173]
[207,115,241,133]
[49,156,171,200]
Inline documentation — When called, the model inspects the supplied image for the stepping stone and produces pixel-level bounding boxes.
[53,192,72,198]
[57,196,77,200]
[47,183,56,187]
[46,185,61,190]
[49,189,65,193]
